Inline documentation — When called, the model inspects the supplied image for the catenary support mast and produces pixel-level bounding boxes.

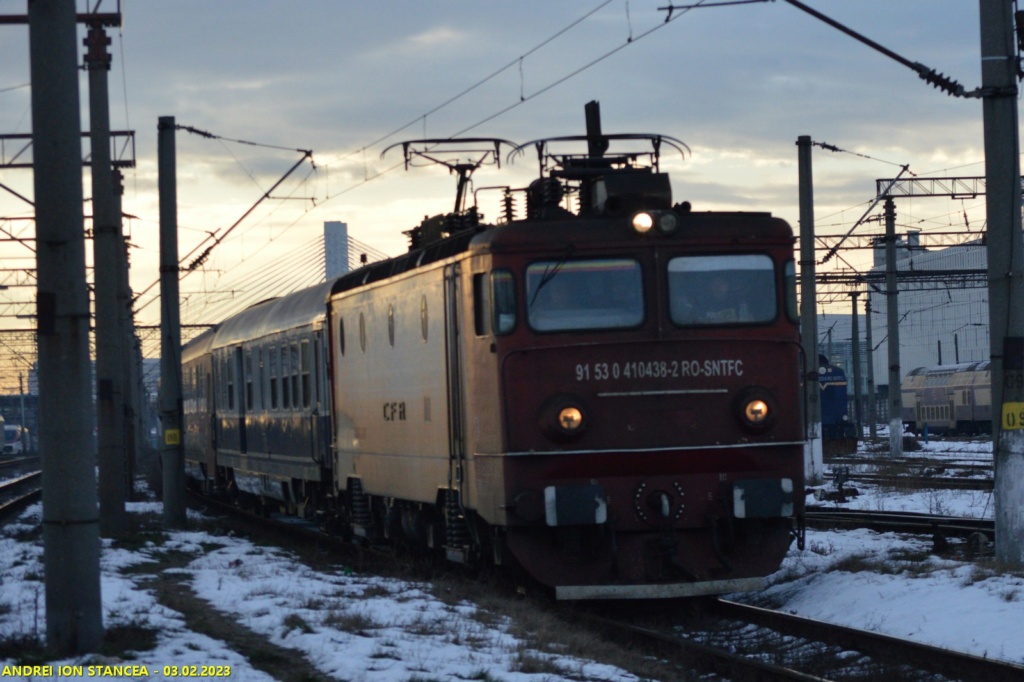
[86,20,128,536]
[29,0,103,653]
[865,296,878,440]
[797,136,823,482]
[850,291,863,438]
[980,0,1024,567]
[159,116,186,528]
[884,198,903,456]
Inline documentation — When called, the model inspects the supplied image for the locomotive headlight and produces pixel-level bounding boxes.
[631,212,655,234]
[539,394,589,441]
[743,399,769,425]
[631,210,678,235]
[656,212,678,234]
[735,387,776,433]
[558,406,584,431]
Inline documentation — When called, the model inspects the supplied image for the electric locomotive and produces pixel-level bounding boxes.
[183,102,806,599]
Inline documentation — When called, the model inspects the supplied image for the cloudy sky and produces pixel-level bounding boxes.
[0,0,993,333]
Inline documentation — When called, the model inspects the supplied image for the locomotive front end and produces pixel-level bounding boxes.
[481,211,805,599]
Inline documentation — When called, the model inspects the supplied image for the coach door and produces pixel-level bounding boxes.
[311,329,330,467]
[443,263,466,488]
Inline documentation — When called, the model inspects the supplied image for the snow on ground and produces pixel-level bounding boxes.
[0,501,641,682]
[0,436,1021,681]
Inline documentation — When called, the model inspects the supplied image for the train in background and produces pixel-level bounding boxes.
[3,424,31,456]
[819,355,858,455]
[181,102,806,600]
[901,362,992,436]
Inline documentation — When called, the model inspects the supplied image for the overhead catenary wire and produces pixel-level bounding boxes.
[183,237,326,326]
[131,1,987,332]
[312,0,710,212]
[324,0,617,169]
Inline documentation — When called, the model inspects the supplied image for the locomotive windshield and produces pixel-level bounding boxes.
[526,258,643,331]
[668,254,777,326]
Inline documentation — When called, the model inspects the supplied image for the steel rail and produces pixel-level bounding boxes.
[712,599,1024,682]
[806,507,994,538]
[845,472,993,491]
[566,609,831,682]
[0,470,41,522]
[0,455,40,470]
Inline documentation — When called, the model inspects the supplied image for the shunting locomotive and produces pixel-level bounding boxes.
[182,101,806,599]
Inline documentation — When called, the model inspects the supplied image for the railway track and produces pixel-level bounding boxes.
[806,507,994,543]
[193,490,1019,680]
[571,597,1024,681]
[837,472,993,491]
[827,451,992,470]
[822,453,994,493]
[0,470,41,522]
[0,455,40,471]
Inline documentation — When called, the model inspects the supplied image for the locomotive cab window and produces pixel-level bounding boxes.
[784,260,798,323]
[525,259,642,332]
[476,270,517,336]
[668,254,777,326]
[492,270,516,335]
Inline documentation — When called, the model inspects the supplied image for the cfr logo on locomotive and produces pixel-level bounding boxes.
[383,401,407,421]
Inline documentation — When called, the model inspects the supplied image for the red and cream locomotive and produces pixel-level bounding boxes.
[182,102,805,599]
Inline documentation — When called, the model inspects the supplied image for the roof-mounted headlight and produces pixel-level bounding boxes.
[631,210,678,235]
[632,212,654,234]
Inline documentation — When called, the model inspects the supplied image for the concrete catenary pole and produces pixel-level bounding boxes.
[979,0,1024,567]
[884,198,903,456]
[113,169,139,498]
[29,0,103,653]
[850,291,863,438]
[865,296,878,440]
[797,135,823,482]
[159,116,187,528]
[86,21,128,536]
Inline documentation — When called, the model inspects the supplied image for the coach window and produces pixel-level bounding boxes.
[226,354,235,411]
[245,350,254,411]
[269,345,279,409]
[291,342,300,408]
[256,347,265,410]
[281,343,291,408]
[301,339,312,408]
[492,270,516,334]
[525,260,640,332]
[668,254,776,326]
